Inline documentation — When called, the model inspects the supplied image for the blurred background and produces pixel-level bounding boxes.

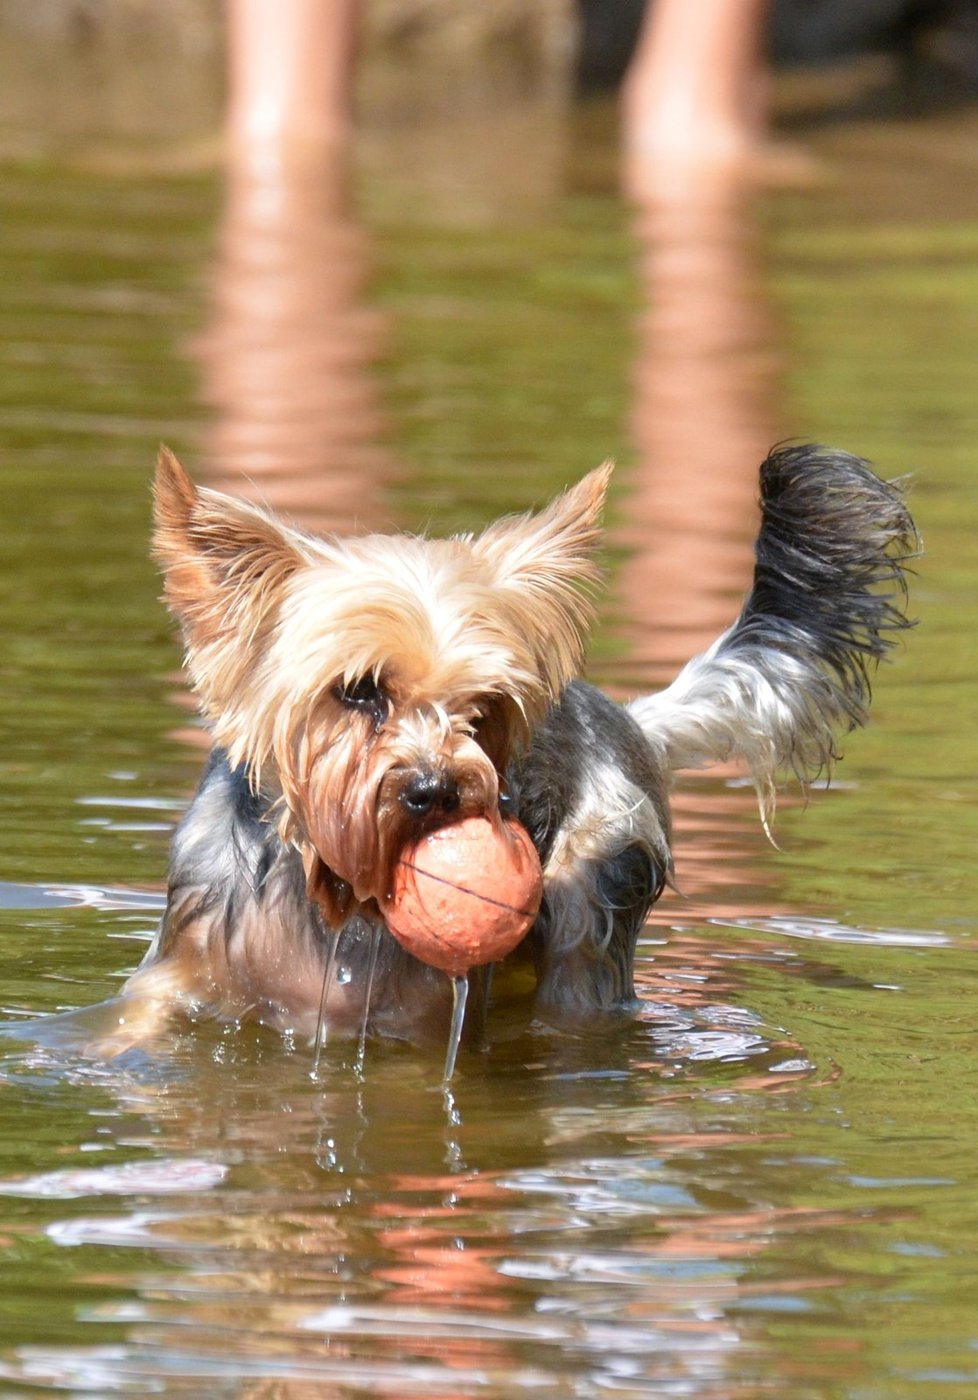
[0,2,976,1396]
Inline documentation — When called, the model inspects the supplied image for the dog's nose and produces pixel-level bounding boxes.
[399,772,461,819]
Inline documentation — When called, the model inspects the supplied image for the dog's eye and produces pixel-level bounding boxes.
[332,676,389,726]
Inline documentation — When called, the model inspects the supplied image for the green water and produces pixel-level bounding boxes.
[0,97,976,1398]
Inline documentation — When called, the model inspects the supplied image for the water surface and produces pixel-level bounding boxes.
[0,93,976,1398]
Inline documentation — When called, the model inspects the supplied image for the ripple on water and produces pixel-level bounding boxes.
[0,880,166,913]
[715,914,952,948]
[0,1156,227,1199]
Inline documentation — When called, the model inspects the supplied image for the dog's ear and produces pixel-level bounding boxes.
[474,463,611,582]
[153,447,308,645]
[471,463,612,695]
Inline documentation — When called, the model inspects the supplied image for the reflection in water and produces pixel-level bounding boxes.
[615,180,785,919]
[0,969,826,1399]
[192,0,388,535]
[617,185,778,683]
[0,887,825,1393]
[193,157,393,534]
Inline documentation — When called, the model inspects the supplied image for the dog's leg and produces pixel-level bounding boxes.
[514,683,672,1017]
[628,444,918,818]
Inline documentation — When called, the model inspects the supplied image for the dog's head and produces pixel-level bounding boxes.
[152,450,610,923]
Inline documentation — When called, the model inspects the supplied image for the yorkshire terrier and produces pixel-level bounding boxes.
[109,444,915,1064]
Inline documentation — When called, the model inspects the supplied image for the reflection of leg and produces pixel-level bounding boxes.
[622,0,770,196]
[226,0,360,174]
[198,0,389,538]
[619,190,776,679]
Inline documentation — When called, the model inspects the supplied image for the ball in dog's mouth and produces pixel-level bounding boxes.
[383,816,543,977]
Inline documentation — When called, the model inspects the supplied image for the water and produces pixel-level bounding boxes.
[0,86,977,1398]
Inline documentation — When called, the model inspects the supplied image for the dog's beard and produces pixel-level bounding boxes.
[279,703,508,925]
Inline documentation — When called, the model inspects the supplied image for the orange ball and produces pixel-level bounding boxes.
[383,817,543,977]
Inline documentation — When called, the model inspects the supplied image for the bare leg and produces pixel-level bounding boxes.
[622,0,770,200]
[226,0,360,177]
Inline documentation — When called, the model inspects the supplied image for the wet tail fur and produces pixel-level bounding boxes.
[629,444,919,818]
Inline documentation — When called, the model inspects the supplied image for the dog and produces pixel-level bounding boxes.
[108,444,915,1061]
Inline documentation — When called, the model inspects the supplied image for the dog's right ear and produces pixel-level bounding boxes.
[153,447,308,646]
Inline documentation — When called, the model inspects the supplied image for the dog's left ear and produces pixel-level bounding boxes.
[472,462,612,694]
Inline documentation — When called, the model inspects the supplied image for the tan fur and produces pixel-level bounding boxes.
[153,449,609,925]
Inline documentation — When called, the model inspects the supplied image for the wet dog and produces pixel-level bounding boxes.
[109,445,915,1060]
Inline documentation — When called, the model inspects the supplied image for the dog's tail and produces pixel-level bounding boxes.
[627,444,919,823]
